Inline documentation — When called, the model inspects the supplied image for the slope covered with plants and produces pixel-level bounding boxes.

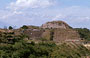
[0,34,90,58]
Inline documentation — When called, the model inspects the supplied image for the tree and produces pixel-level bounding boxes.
[75,28,90,41]
[21,25,28,29]
[9,26,13,30]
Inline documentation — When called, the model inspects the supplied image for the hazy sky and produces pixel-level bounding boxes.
[0,0,90,28]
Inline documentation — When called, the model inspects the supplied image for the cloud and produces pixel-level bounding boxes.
[52,14,66,21]
[1,0,90,28]
[1,6,90,28]
[52,6,90,21]
[8,0,55,11]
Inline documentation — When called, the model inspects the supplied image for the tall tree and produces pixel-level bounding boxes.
[9,26,13,30]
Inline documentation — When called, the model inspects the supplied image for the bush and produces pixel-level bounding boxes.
[21,25,28,29]
[9,26,13,30]
[75,28,90,41]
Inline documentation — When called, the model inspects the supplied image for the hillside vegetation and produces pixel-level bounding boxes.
[0,36,90,58]
[75,28,90,41]
[0,21,90,58]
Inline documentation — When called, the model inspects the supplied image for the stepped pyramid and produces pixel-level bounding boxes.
[41,21,70,29]
[41,21,81,43]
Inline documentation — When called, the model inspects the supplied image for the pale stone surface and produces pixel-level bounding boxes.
[41,21,69,29]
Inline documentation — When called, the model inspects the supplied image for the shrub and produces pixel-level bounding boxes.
[9,26,13,30]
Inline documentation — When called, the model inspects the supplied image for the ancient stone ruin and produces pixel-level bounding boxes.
[41,21,70,29]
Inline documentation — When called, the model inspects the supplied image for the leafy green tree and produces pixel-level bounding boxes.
[75,28,90,41]
[21,25,28,29]
[30,41,35,45]
[0,50,5,58]
[9,26,13,30]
